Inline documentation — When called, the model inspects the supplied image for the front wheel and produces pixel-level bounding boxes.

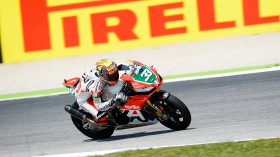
[70,102,115,139]
[157,95,191,130]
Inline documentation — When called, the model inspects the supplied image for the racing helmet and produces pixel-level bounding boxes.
[96,59,119,85]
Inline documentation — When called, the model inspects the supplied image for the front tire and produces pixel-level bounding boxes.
[157,95,191,130]
[70,102,115,139]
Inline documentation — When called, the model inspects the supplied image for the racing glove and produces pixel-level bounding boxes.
[100,93,128,111]
[112,92,128,104]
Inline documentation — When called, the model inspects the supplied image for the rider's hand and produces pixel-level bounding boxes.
[114,92,128,103]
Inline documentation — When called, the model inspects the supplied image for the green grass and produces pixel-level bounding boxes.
[163,63,280,80]
[0,63,279,100]
[0,88,67,100]
[92,138,280,157]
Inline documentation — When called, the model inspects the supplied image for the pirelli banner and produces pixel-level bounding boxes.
[1,0,280,63]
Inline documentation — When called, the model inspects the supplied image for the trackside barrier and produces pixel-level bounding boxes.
[0,0,279,63]
[0,50,2,64]
[0,42,2,64]
[0,22,2,64]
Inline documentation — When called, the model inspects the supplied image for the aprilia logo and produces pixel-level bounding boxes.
[125,105,141,110]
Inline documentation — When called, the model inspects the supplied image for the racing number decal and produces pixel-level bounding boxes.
[141,69,153,81]
[133,66,156,84]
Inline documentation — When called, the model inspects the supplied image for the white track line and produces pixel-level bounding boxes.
[1,66,280,102]
[163,66,280,83]
[35,137,280,157]
[0,92,69,102]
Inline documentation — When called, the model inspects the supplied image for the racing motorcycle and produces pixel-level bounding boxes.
[63,60,191,139]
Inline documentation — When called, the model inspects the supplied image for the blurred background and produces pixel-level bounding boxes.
[0,0,279,95]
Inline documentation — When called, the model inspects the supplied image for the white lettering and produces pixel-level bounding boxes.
[141,69,152,81]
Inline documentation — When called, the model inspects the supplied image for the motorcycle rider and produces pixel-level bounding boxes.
[74,59,131,126]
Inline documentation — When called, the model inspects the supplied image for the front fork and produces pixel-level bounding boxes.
[146,100,163,117]
[146,90,170,121]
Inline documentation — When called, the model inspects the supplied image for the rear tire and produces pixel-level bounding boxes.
[70,102,115,139]
[158,95,191,130]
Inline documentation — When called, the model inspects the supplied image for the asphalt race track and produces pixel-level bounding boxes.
[1,71,280,157]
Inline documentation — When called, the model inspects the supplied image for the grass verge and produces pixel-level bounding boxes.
[0,63,279,101]
[92,138,280,157]
[0,88,67,100]
[163,63,280,79]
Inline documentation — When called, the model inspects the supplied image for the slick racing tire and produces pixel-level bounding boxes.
[70,102,115,139]
[157,94,191,130]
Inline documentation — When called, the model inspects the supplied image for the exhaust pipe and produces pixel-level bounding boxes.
[64,105,106,127]
[64,105,86,121]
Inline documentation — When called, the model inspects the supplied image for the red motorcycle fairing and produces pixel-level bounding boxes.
[120,73,162,90]
[63,77,79,88]
[120,93,155,111]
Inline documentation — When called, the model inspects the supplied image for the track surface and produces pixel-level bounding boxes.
[1,71,280,157]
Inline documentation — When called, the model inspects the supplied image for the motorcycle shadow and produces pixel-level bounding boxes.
[84,128,195,142]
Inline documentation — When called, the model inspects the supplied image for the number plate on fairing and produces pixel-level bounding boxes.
[133,66,156,84]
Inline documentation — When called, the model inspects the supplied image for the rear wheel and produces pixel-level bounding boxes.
[157,95,191,130]
[70,102,115,139]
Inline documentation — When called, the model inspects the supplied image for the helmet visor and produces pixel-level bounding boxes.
[105,71,119,82]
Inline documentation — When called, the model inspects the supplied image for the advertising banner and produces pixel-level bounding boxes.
[1,0,279,63]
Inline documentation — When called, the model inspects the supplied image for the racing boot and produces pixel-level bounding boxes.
[94,111,109,126]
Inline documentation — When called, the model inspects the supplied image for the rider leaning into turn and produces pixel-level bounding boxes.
[74,59,131,126]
